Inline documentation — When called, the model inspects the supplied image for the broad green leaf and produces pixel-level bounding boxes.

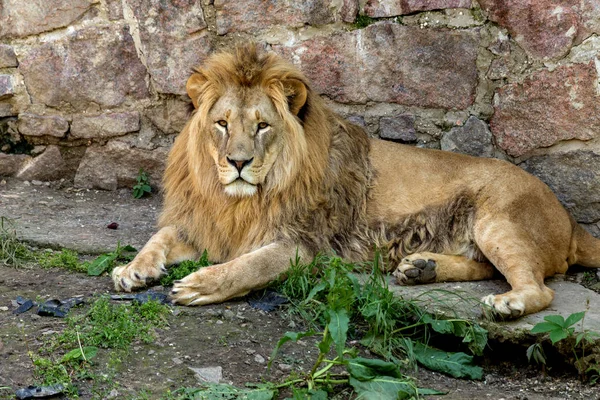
[417,388,447,395]
[347,357,402,381]
[543,315,566,326]
[268,331,315,369]
[328,308,349,358]
[530,322,560,334]
[305,281,328,303]
[413,342,483,380]
[288,387,328,400]
[87,254,117,276]
[463,324,488,356]
[177,383,276,400]
[349,376,417,400]
[549,329,568,344]
[120,245,137,253]
[564,311,586,328]
[62,346,98,363]
[423,314,454,335]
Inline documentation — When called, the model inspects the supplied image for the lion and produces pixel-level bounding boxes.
[112,44,600,318]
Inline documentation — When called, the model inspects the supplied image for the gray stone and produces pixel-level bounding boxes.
[0,153,30,176]
[215,0,337,35]
[491,63,600,157]
[145,99,192,135]
[124,0,211,94]
[379,115,416,142]
[189,366,222,384]
[74,141,168,190]
[0,0,95,38]
[0,45,17,68]
[520,151,600,224]
[18,113,69,138]
[441,116,494,157]
[0,75,14,100]
[341,0,359,22]
[278,22,479,109]
[365,0,471,17]
[19,25,149,110]
[16,146,66,181]
[70,112,140,139]
[105,0,124,20]
[254,354,265,364]
[0,103,14,117]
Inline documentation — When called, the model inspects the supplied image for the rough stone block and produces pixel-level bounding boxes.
[341,0,359,22]
[379,115,417,142]
[74,141,168,190]
[0,153,30,176]
[124,0,211,94]
[215,0,338,35]
[490,63,600,157]
[441,116,494,157]
[365,0,471,17]
[19,25,149,110]
[0,75,14,100]
[521,151,600,224]
[0,45,18,68]
[277,22,479,109]
[16,145,66,181]
[105,0,124,20]
[70,112,140,139]
[0,0,95,38]
[145,99,192,135]
[18,113,69,138]
[0,103,14,117]
[479,0,579,59]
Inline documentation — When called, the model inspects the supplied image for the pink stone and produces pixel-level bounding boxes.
[365,0,471,17]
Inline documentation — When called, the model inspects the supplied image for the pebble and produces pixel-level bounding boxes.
[0,306,8,312]
[31,180,43,186]
[189,366,222,383]
[172,357,183,365]
[254,354,265,364]
[222,309,235,320]
[148,350,155,355]
[30,314,41,320]
[278,363,293,372]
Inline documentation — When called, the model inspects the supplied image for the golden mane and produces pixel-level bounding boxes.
[158,44,372,262]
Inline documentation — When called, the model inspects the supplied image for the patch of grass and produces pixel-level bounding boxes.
[85,243,137,276]
[37,249,86,272]
[0,217,32,267]
[160,250,211,286]
[353,14,376,29]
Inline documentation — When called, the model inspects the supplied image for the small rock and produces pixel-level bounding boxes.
[0,179,5,185]
[0,306,8,311]
[222,309,235,320]
[106,389,119,399]
[172,357,183,365]
[30,314,41,320]
[254,354,265,364]
[189,366,222,383]
[31,180,43,186]
[278,363,293,372]
[245,348,256,355]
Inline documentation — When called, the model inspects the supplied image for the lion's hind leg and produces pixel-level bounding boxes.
[393,252,495,285]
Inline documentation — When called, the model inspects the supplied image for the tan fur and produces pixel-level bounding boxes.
[112,44,600,318]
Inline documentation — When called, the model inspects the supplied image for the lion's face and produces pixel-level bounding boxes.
[206,89,285,197]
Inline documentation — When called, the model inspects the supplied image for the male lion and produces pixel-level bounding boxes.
[112,44,600,318]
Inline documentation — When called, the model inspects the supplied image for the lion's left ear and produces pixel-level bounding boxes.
[186,72,207,109]
[282,79,308,116]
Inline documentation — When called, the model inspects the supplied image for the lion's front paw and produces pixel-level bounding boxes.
[112,254,167,292]
[170,267,233,306]
[393,256,437,285]
[481,293,525,319]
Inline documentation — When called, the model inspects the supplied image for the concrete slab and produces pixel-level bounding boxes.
[2,177,600,345]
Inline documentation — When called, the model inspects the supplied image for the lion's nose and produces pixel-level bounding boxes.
[227,157,254,173]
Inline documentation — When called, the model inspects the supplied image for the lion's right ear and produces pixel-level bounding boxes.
[186,72,208,109]
[282,78,308,117]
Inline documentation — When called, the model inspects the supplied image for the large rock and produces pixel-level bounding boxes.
[17,113,69,138]
[478,0,579,60]
[124,0,211,94]
[0,74,14,100]
[0,0,95,38]
[0,153,30,176]
[215,0,338,35]
[490,63,600,157]
[521,151,600,224]
[19,25,149,110]
[441,116,494,157]
[145,99,191,135]
[277,22,479,109]
[16,145,66,181]
[379,115,416,142]
[0,45,17,67]
[365,0,471,17]
[70,112,140,139]
[74,141,168,190]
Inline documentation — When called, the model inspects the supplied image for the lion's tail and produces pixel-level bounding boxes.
[572,224,600,268]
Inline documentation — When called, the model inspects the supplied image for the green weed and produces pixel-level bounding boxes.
[0,217,32,267]
[160,250,211,286]
[133,168,152,199]
[353,14,376,29]
[37,249,86,272]
[85,243,137,276]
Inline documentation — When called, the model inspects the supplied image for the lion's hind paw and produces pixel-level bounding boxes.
[393,257,437,285]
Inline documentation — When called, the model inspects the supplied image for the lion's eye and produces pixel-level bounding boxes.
[217,120,228,127]
[257,122,269,130]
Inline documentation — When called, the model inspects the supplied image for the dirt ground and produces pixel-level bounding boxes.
[0,265,599,400]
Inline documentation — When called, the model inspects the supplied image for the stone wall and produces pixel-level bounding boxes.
[0,0,599,232]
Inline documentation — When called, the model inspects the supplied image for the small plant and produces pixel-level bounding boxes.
[0,216,32,267]
[160,250,211,286]
[353,14,376,29]
[37,249,86,272]
[86,243,137,276]
[133,168,152,199]
[531,312,586,344]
